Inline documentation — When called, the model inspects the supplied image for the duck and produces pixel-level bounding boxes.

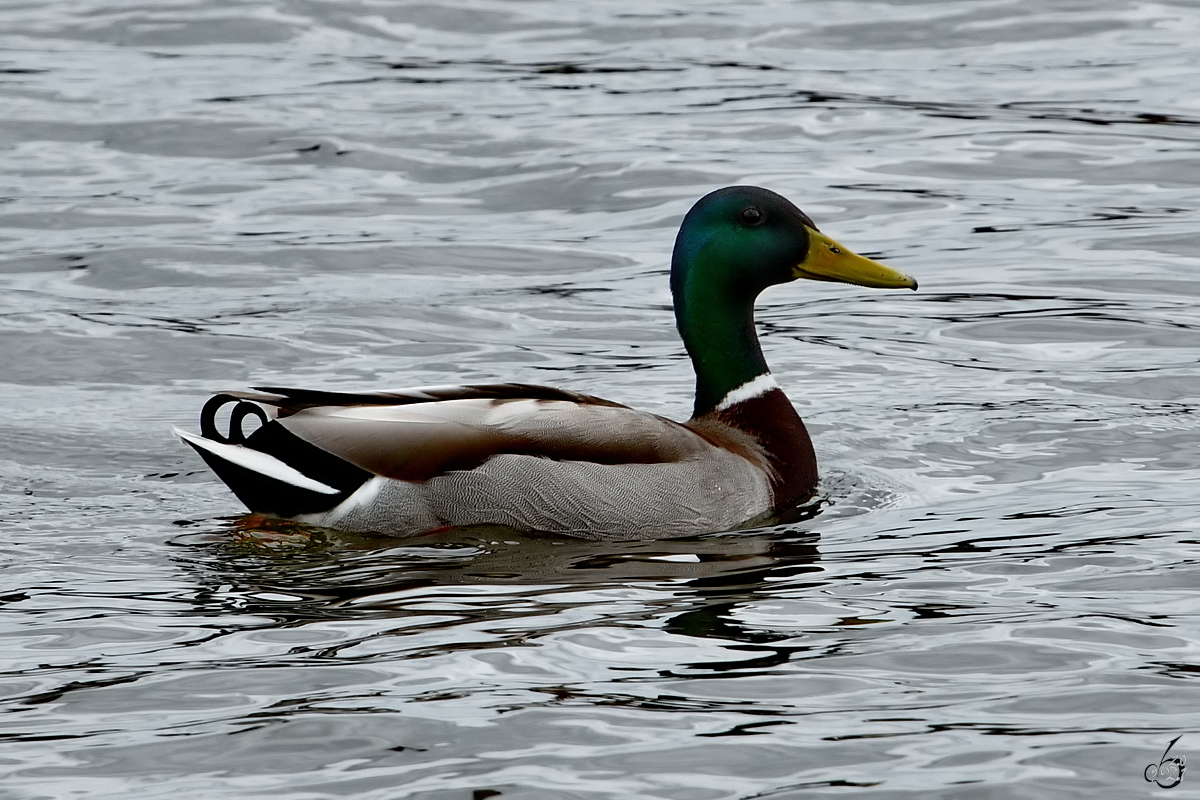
[175,186,917,541]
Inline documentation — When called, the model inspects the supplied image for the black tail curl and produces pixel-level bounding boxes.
[200,394,271,444]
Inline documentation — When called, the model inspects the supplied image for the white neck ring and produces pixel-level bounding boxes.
[715,373,779,412]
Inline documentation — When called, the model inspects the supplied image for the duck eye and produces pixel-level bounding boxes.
[740,207,764,226]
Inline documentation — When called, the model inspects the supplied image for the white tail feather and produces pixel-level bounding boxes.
[172,427,339,495]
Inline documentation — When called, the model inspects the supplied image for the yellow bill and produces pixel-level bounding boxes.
[794,228,918,290]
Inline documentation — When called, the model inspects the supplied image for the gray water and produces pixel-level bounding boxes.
[3,1,1200,798]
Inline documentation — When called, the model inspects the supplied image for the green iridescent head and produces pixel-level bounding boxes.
[670,186,917,416]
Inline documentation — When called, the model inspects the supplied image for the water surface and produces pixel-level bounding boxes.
[2,1,1200,797]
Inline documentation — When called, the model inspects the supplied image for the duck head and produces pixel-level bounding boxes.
[671,186,917,416]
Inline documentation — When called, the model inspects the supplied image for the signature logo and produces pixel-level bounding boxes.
[1145,735,1186,788]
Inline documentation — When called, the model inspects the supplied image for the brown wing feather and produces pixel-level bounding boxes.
[260,393,729,483]
[249,383,628,413]
[275,409,519,481]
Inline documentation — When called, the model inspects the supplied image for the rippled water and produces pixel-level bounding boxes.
[3,1,1200,797]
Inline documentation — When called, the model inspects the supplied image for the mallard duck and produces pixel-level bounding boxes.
[176,186,916,540]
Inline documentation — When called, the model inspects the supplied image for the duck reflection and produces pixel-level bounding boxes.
[170,507,823,648]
